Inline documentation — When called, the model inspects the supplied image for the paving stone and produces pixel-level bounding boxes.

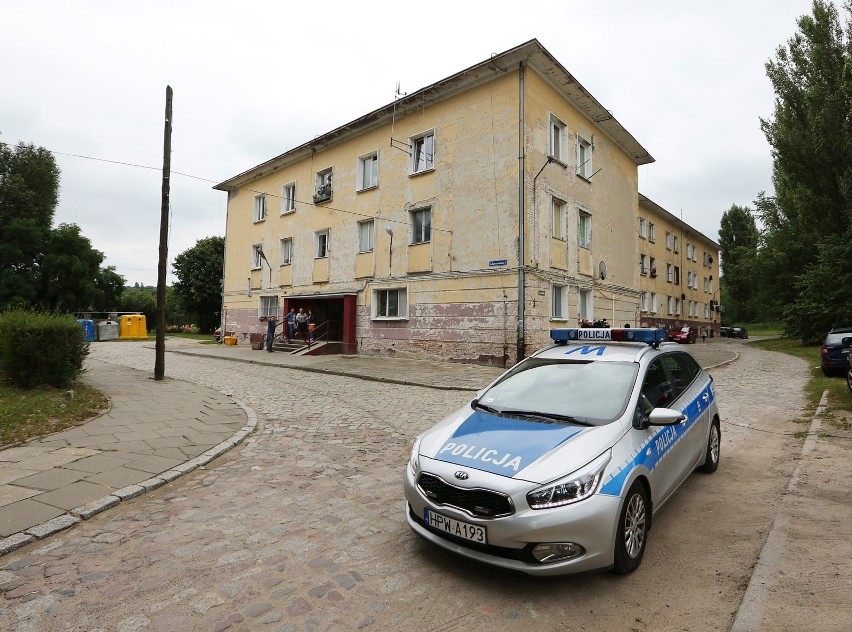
[61,454,131,473]
[9,468,86,491]
[245,602,272,617]
[25,513,80,539]
[70,495,120,519]
[0,499,65,538]
[0,533,34,556]
[111,484,145,501]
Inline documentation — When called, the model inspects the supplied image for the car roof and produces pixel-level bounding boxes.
[534,341,662,363]
[828,327,852,333]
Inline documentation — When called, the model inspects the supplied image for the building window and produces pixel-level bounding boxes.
[549,114,566,162]
[578,289,592,321]
[315,229,329,259]
[665,232,672,250]
[673,236,679,253]
[666,263,674,283]
[578,211,591,249]
[704,303,711,319]
[648,222,656,243]
[251,244,263,270]
[649,257,657,277]
[552,285,567,319]
[640,254,648,275]
[675,298,681,315]
[281,183,296,214]
[253,194,267,222]
[357,152,378,191]
[259,295,279,318]
[667,296,675,315]
[358,219,374,253]
[279,238,292,265]
[640,291,648,312]
[639,217,647,239]
[374,288,407,319]
[673,266,680,285]
[410,208,431,244]
[650,292,658,314]
[551,198,566,240]
[410,131,434,174]
[314,168,332,203]
[577,135,593,179]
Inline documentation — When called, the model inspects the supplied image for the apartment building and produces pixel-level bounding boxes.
[637,194,721,334]
[213,39,654,365]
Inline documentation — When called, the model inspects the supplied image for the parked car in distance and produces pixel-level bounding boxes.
[668,326,698,344]
[214,327,222,342]
[846,344,852,394]
[820,327,852,376]
[730,327,748,339]
[719,327,732,337]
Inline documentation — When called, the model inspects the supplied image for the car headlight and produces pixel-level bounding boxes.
[408,435,422,475]
[526,451,611,510]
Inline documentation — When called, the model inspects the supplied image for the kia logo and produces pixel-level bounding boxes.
[454,471,469,480]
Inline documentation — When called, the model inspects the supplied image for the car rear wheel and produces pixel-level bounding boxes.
[698,419,720,473]
[613,482,649,574]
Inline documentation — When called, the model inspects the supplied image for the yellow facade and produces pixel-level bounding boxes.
[215,40,661,364]
[637,194,721,334]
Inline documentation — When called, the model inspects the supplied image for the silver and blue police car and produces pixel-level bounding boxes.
[404,327,721,575]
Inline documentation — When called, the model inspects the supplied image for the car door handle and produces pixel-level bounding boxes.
[702,392,709,402]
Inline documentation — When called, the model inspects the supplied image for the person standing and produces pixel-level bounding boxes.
[701,325,708,343]
[286,308,296,343]
[265,313,278,352]
[295,308,309,345]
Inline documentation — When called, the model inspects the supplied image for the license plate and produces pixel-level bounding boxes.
[424,509,487,544]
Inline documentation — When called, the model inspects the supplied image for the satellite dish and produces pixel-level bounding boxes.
[599,260,608,280]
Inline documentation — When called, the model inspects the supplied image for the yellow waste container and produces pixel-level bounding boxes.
[119,314,148,339]
[224,336,237,346]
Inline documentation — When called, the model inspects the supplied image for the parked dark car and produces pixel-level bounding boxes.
[820,327,852,376]
[730,327,748,339]
[846,346,852,394]
[719,326,732,337]
[668,326,698,344]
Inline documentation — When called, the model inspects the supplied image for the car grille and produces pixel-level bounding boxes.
[416,472,514,518]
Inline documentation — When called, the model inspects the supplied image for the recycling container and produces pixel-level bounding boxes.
[97,320,119,341]
[76,319,95,342]
[119,314,147,339]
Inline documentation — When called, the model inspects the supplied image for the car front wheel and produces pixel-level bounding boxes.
[698,419,720,473]
[613,482,649,574]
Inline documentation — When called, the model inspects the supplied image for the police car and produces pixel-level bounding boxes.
[403,327,720,575]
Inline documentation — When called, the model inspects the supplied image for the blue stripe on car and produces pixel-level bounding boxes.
[435,411,585,477]
[599,381,715,496]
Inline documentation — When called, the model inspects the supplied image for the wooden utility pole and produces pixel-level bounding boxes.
[154,86,172,380]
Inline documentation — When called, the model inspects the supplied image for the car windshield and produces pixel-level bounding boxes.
[680,327,690,333]
[477,358,638,425]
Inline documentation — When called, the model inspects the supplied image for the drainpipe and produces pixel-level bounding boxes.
[516,61,526,363]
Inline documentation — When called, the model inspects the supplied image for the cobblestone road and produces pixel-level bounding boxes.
[0,339,808,631]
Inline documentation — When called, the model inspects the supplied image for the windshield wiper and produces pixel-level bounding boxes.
[498,410,594,426]
[471,398,501,414]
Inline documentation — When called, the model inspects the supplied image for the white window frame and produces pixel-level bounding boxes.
[704,303,711,319]
[251,244,263,270]
[373,287,408,320]
[281,183,296,214]
[578,210,591,249]
[675,298,681,315]
[666,263,674,283]
[639,217,648,239]
[279,237,292,266]
[315,229,329,259]
[253,194,267,222]
[552,284,568,320]
[357,152,378,191]
[673,236,679,253]
[649,257,657,278]
[548,114,567,163]
[577,134,593,179]
[650,292,658,314]
[648,222,656,243]
[358,219,374,253]
[410,207,431,245]
[578,288,593,321]
[640,254,648,275]
[640,291,648,312]
[667,296,674,315]
[409,130,435,174]
[258,295,279,319]
[665,232,672,250]
[674,266,680,285]
[551,198,566,240]
[315,168,332,202]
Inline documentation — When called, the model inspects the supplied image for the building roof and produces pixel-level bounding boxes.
[213,39,654,192]
[638,193,721,250]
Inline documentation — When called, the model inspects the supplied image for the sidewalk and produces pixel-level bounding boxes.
[0,359,255,555]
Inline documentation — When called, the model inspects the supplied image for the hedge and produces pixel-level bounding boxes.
[0,309,89,388]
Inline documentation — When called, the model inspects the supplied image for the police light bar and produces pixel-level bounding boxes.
[550,327,666,344]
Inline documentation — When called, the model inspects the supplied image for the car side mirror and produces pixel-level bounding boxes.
[647,408,686,426]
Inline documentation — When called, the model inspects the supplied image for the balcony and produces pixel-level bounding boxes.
[313,184,332,204]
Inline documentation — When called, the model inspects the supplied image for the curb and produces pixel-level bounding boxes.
[171,349,483,392]
[0,397,258,557]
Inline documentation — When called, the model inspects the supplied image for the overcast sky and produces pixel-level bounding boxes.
[2,0,820,286]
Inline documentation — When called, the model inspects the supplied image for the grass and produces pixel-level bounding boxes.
[0,373,109,448]
[751,337,852,425]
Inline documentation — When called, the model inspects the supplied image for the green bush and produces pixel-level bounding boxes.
[0,309,89,388]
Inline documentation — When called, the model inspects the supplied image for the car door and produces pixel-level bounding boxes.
[660,352,710,482]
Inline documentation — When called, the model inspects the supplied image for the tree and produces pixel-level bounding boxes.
[759,1,852,341]
[718,204,759,323]
[172,236,224,333]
